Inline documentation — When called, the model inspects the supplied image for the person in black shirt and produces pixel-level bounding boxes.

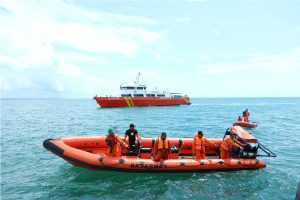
[124,124,141,151]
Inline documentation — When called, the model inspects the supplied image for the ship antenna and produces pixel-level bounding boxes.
[135,71,140,85]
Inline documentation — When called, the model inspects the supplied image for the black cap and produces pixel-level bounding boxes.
[198,131,203,135]
[130,124,135,128]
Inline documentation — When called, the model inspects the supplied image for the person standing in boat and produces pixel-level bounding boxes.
[220,132,245,159]
[105,128,127,157]
[124,124,141,151]
[152,132,171,162]
[243,109,250,122]
[193,131,217,160]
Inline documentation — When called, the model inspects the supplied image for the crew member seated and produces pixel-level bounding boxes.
[105,128,127,157]
[193,131,217,160]
[124,124,141,151]
[237,116,243,122]
[152,132,171,162]
[220,132,245,159]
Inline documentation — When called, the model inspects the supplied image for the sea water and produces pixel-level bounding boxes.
[1,98,300,199]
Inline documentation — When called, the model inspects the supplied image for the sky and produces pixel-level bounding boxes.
[1,0,300,98]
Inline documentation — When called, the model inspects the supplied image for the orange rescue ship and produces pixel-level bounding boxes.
[94,72,191,108]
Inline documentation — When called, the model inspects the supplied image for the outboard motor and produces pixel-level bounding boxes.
[239,141,258,158]
[227,126,277,158]
[224,127,259,158]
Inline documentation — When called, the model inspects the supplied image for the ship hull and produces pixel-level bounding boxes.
[93,97,191,108]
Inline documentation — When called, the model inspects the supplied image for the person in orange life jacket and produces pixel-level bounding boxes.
[243,109,250,122]
[105,128,128,157]
[220,132,245,159]
[152,132,171,162]
[124,124,141,151]
[237,116,243,122]
[193,131,217,160]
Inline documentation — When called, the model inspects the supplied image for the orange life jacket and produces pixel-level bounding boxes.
[245,112,250,117]
[106,134,118,146]
[194,133,206,151]
[221,137,236,151]
[157,137,169,150]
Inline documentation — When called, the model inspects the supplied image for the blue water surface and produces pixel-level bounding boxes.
[1,98,300,199]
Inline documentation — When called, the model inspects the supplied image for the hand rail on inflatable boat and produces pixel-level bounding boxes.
[257,143,276,157]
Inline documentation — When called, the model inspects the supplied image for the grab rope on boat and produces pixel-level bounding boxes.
[98,155,261,168]
[257,143,276,157]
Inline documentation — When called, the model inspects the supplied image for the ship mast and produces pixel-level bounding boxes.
[134,71,141,86]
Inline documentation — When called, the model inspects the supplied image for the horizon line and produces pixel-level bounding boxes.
[1,96,300,100]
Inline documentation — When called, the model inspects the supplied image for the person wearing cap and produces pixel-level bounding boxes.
[152,132,171,162]
[193,131,217,160]
[220,132,245,159]
[105,128,127,157]
[124,124,141,151]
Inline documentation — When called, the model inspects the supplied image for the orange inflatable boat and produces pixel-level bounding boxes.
[233,121,258,128]
[43,126,275,172]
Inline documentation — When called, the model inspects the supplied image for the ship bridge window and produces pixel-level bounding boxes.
[173,95,182,98]
[121,94,132,97]
[133,94,144,97]
[146,94,155,97]
[157,94,165,97]
[120,87,134,90]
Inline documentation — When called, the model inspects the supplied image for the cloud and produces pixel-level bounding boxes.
[175,17,191,23]
[172,48,300,97]
[197,54,215,61]
[0,51,105,95]
[212,29,221,35]
[197,48,300,77]
[0,0,166,57]
[154,53,185,64]
[0,0,168,97]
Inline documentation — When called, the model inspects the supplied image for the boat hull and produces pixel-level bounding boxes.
[43,136,265,172]
[233,121,258,128]
[93,96,191,108]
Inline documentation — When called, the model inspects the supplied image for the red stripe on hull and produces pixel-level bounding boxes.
[93,97,191,108]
